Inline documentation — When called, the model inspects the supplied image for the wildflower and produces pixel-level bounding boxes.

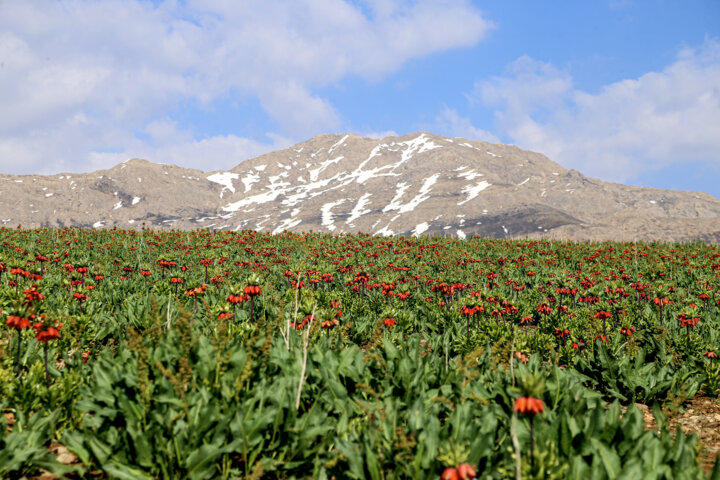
[514,351,529,363]
[6,315,31,330]
[537,304,552,315]
[620,326,636,336]
[441,468,460,480]
[514,396,544,416]
[457,463,476,480]
[243,285,261,297]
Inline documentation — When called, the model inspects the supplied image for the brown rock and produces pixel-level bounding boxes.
[2,133,719,242]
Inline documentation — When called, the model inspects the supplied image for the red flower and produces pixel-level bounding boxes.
[441,467,459,480]
[227,293,248,304]
[514,351,529,363]
[321,319,339,329]
[243,285,261,297]
[554,328,570,338]
[6,315,31,330]
[620,326,636,336]
[23,285,45,304]
[703,351,717,359]
[457,463,476,480]
[383,317,397,327]
[36,326,61,343]
[595,311,612,320]
[678,314,700,328]
[33,319,62,343]
[537,304,552,315]
[514,396,544,416]
[73,292,88,302]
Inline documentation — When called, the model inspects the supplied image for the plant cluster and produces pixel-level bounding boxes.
[1,227,719,478]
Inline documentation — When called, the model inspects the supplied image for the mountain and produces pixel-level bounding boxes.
[2,132,720,243]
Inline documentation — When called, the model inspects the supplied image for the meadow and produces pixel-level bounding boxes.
[1,227,719,479]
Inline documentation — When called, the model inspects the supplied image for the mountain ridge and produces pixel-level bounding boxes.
[1,132,719,243]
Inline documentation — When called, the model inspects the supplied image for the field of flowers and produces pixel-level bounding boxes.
[1,226,720,479]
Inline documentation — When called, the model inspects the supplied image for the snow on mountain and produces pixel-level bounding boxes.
[1,133,720,243]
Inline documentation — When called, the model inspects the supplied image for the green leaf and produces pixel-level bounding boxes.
[591,439,621,479]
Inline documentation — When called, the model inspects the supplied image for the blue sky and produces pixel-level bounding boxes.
[1,0,719,198]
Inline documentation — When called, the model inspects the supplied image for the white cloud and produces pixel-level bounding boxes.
[89,134,293,174]
[362,130,400,139]
[435,106,501,143]
[0,0,491,174]
[475,39,720,182]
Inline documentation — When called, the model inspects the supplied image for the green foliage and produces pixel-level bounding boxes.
[0,227,719,477]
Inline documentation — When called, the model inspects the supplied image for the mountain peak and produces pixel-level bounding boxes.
[1,133,719,242]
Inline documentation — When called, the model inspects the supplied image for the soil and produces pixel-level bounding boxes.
[620,395,720,475]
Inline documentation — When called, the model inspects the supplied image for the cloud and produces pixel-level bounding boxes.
[89,133,293,174]
[434,106,500,143]
[0,0,492,174]
[474,39,720,182]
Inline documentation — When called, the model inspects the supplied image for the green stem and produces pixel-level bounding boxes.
[44,343,51,386]
[15,329,22,381]
[530,416,535,473]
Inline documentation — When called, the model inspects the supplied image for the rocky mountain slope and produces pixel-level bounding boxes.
[2,132,720,243]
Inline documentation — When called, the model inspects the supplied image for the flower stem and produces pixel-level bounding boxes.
[530,416,535,473]
[15,329,22,381]
[44,344,51,386]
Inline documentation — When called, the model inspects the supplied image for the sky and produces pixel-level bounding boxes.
[1,0,720,198]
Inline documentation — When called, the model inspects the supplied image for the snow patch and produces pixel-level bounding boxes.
[457,230,466,239]
[384,175,439,214]
[347,193,372,224]
[412,222,430,236]
[241,172,260,193]
[207,172,240,198]
[132,197,141,205]
[518,178,530,186]
[321,199,346,232]
[272,218,302,235]
[93,221,105,228]
[383,183,410,213]
[328,134,349,154]
[113,201,123,210]
[458,181,491,206]
[457,169,484,181]
[399,134,441,162]
[308,156,343,181]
